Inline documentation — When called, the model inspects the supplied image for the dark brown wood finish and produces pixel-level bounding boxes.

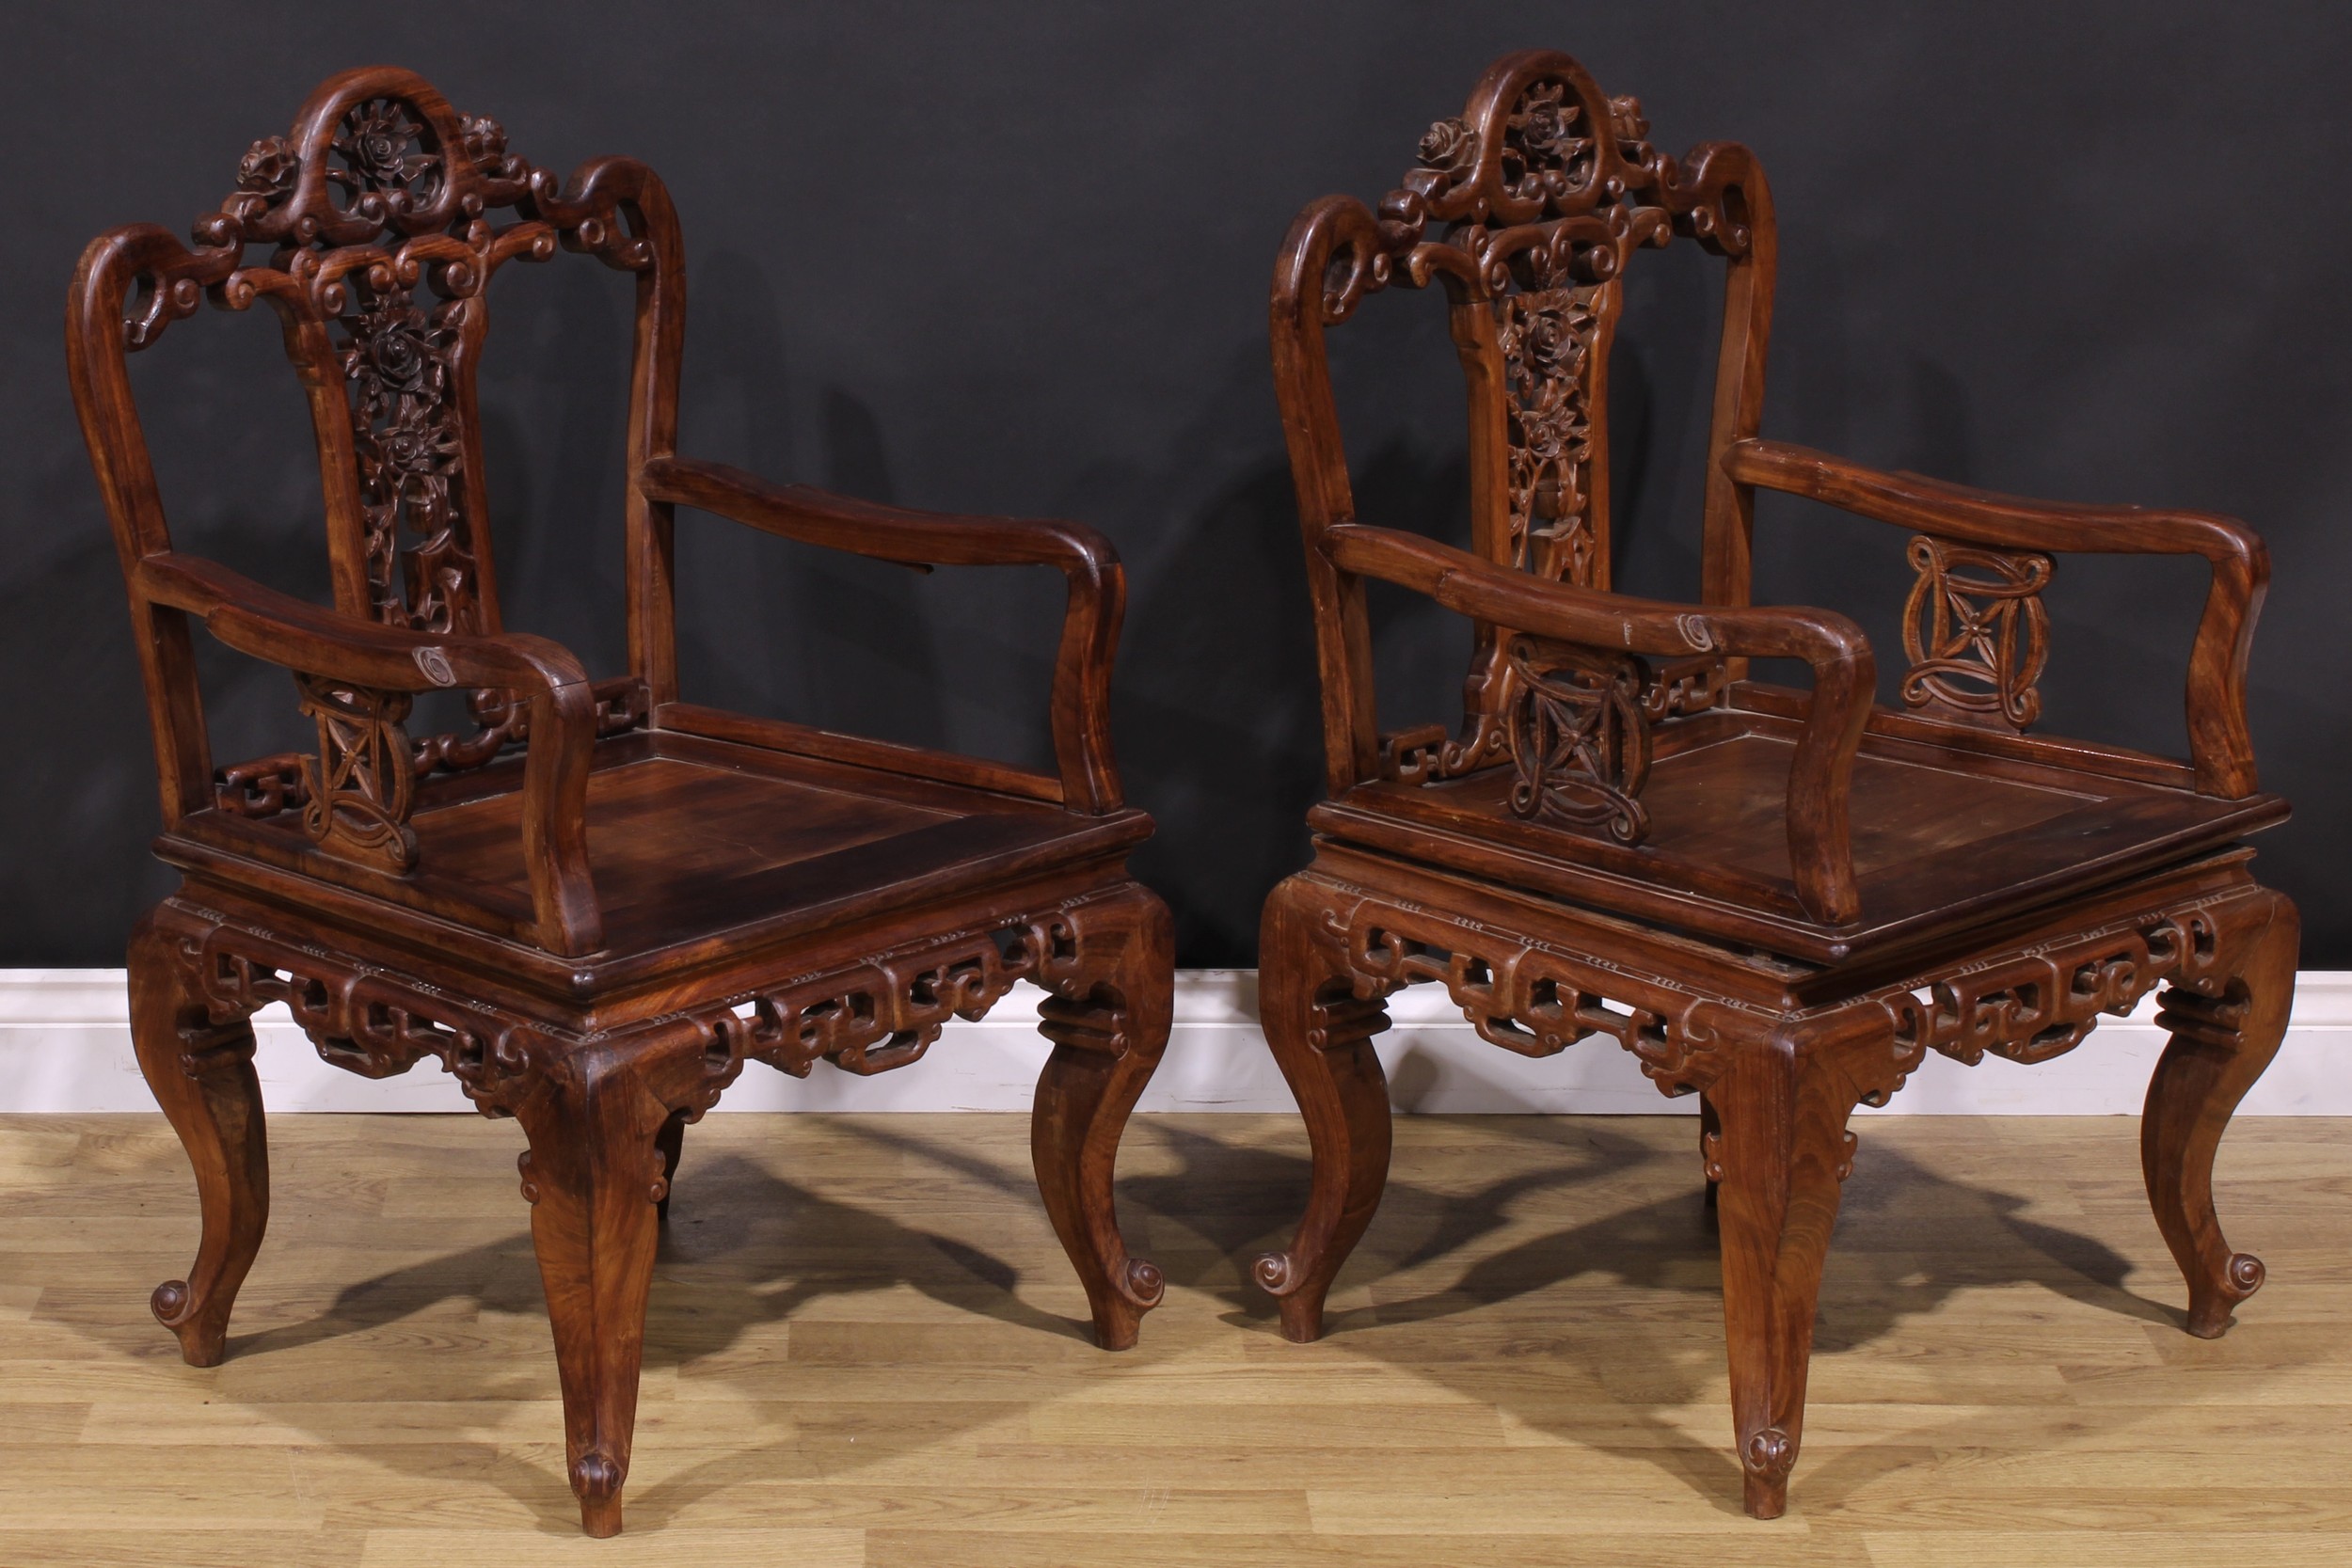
[1254,48,2296,1519]
[69,67,1173,1538]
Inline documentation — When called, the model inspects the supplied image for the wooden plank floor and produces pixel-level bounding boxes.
[1,1110,2345,1565]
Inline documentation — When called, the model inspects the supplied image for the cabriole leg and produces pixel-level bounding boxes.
[1251,876,1393,1344]
[1710,1028,1862,1520]
[515,1055,670,1538]
[1030,884,1172,1350]
[128,911,268,1368]
[2145,891,2297,1338]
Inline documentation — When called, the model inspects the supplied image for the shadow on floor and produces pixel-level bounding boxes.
[64,1109,2206,1531]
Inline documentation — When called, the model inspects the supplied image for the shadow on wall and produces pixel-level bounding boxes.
[8,298,336,963]
[1112,343,1329,966]
[476,256,635,678]
[0,536,183,959]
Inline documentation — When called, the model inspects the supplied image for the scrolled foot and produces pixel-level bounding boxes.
[1252,1249,1296,1294]
[129,913,269,1374]
[572,1451,624,1538]
[1740,1425,1796,1519]
[150,1278,226,1367]
[2186,1251,2265,1338]
[1254,1250,1329,1343]
[1087,1255,1166,1353]
[1122,1256,1165,1309]
[2143,896,2296,1344]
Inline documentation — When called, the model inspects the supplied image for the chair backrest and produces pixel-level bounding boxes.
[1270,50,1775,784]
[69,66,682,824]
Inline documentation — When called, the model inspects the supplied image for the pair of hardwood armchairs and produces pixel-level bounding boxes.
[72,55,2291,1534]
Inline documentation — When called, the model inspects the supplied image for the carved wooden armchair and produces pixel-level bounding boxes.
[69,67,1171,1536]
[1254,49,2294,1518]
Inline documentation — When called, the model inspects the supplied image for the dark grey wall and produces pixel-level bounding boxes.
[8,2,2348,966]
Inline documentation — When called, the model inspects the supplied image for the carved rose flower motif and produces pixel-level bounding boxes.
[375,413,458,479]
[1417,117,1471,168]
[1516,403,1574,463]
[459,114,507,166]
[238,135,299,195]
[1518,304,1582,379]
[1608,94,1649,143]
[349,104,413,180]
[366,316,433,394]
[335,99,438,201]
[339,287,453,416]
[1513,86,1580,166]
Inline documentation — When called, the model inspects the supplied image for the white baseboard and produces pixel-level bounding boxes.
[1,968,2343,1116]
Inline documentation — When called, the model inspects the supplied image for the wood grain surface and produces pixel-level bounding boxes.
[3,1110,2343,1564]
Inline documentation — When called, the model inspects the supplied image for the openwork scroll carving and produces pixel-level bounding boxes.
[211,675,649,822]
[213,92,548,638]
[1880,903,2231,1069]
[1336,63,1763,572]
[1307,875,2262,1117]
[122,70,664,789]
[1330,58,1759,789]
[1899,534,2053,728]
[714,902,1096,1079]
[1313,884,1752,1098]
[160,883,1145,1130]
[1502,635,1650,842]
[170,906,542,1116]
[294,674,417,871]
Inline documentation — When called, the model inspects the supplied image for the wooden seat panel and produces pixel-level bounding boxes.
[421,753,952,924]
[167,734,1149,963]
[1323,728,2282,962]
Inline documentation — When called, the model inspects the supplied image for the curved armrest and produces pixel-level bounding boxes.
[1725,436,2266,796]
[1325,523,1874,925]
[140,552,602,956]
[640,455,1125,811]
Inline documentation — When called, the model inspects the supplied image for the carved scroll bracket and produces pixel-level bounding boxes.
[1502,636,1651,842]
[1899,534,2053,729]
[294,673,417,871]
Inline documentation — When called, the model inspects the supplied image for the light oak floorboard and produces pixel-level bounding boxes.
[0,1110,2342,1564]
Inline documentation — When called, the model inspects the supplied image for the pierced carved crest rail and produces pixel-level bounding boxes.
[117,79,662,802]
[1319,67,1755,792]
